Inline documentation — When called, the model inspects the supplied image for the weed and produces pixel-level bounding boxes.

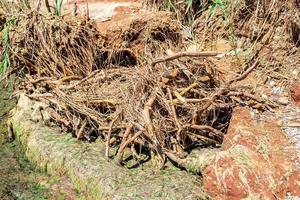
[0,17,15,77]
[164,0,176,11]
[54,0,64,16]
[209,0,227,18]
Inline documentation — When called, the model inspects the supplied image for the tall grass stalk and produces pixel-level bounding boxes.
[0,18,14,77]
[54,0,64,16]
[165,0,175,11]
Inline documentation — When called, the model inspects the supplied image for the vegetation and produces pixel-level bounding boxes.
[54,0,64,16]
[0,18,14,77]
[150,0,228,23]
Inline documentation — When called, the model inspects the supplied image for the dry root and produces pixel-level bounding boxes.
[7,9,270,169]
[21,53,264,167]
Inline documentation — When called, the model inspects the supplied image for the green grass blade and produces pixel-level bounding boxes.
[0,18,15,77]
[54,0,64,16]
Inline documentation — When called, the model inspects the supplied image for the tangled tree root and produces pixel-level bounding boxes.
[21,53,264,170]
[5,11,271,171]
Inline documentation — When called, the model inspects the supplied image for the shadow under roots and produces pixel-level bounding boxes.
[95,49,138,68]
[111,50,137,67]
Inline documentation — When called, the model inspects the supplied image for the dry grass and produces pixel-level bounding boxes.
[191,0,300,84]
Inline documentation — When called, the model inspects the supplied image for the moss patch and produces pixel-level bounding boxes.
[0,78,79,200]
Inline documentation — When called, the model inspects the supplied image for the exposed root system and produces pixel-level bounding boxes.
[2,4,285,169]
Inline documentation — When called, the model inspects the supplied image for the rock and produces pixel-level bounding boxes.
[203,145,273,200]
[287,172,300,196]
[290,82,300,107]
[276,96,289,105]
[292,69,299,78]
[203,107,300,199]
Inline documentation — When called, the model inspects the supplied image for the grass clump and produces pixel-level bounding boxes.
[0,17,15,77]
[54,0,64,16]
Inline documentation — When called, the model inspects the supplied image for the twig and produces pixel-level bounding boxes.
[151,51,221,67]
[64,69,101,90]
[78,99,119,105]
[115,124,133,162]
[228,60,259,84]
[120,131,143,152]
[163,149,185,167]
[46,107,70,127]
[105,116,118,158]
[227,91,263,103]
[28,77,53,84]
[46,76,82,85]
[35,0,42,13]
[173,90,187,103]
[179,82,198,96]
[116,130,143,163]
[167,88,182,144]
[199,59,259,112]
[77,119,87,140]
[190,124,224,139]
[189,132,219,144]
[142,89,158,139]
[45,0,51,13]
[109,137,117,145]
[86,2,90,21]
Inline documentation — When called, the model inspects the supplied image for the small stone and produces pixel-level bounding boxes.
[269,80,276,87]
[161,77,169,84]
[276,120,283,126]
[292,69,299,76]
[166,49,174,56]
[290,82,300,107]
[277,97,289,105]
[262,93,268,99]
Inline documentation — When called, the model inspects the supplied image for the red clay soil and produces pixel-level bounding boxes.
[203,107,300,200]
[291,82,300,107]
[97,4,141,33]
[64,0,142,33]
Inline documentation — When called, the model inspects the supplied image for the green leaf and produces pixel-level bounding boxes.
[0,17,15,77]
[208,0,227,18]
[54,0,64,16]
